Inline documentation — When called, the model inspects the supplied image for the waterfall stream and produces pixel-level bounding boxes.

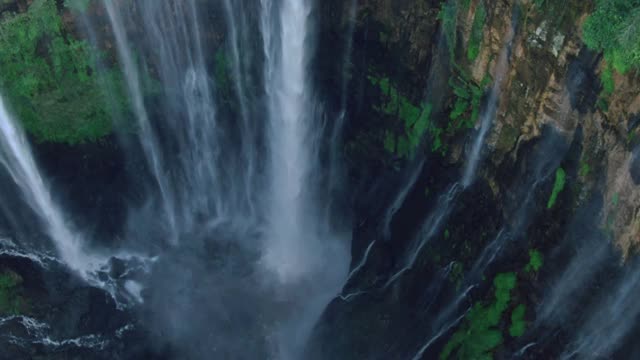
[0,0,350,357]
[462,8,518,187]
[0,96,104,278]
[4,0,635,359]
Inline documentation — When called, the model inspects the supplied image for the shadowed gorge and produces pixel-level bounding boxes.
[2,0,640,359]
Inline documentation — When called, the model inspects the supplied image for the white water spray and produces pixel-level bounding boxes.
[0,96,105,278]
[257,1,350,357]
[104,1,178,243]
[261,0,319,282]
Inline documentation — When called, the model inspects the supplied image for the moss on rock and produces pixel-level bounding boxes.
[547,167,566,209]
[440,272,517,360]
[0,270,26,315]
[508,304,526,337]
[369,75,437,157]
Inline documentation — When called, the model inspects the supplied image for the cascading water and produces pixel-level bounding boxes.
[261,0,316,281]
[0,96,103,278]
[385,182,462,288]
[462,9,518,187]
[8,0,636,359]
[99,0,349,358]
[0,95,152,306]
[0,0,350,357]
[259,1,349,356]
[380,18,518,287]
[103,1,178,243]
[257,0,351,320]
[222,0,259,218]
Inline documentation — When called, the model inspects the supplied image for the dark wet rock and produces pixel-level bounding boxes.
[630,146,640,185]
[0,254,143,360]
[109,257,127,279]
[628,113,640,133]
[566,48,601,114]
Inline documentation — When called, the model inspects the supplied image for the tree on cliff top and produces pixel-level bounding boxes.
[583,0,640,74]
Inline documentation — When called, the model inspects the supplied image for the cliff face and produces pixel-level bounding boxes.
[2,0,640,358]
[308,0,640,358]
[337,0,640,257]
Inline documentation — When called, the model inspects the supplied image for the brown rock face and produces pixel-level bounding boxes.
[354,0,640,256]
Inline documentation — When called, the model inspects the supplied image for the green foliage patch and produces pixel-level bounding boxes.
[525,249,543,273]
[439,0,460,59]
[467,3,486,61]
[547,167,566,209]
[600,62,615,96]
[439,0,483,62]
[439,247,546,357]
[579,161,591,178]
[369,75,439,157]
[0,270,26,315]
[509,304,526,337]
[0,0,129,143]
[583,0,640,74]
[64,0,91,12]
[440,272,517,360]
[448,68,491,133]
[369,67,492,159]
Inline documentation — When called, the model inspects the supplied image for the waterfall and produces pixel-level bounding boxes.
[261,0,318,282]
[385,182,462,288]
[103,0,261,238]
[103,1,178,243]
[222,0,258,217]
[0,96,104,278]
[0,0,350,357]
[105,0,350,357]
[258,1,349,357]
[382,160,425,240]
[462,12,517,188]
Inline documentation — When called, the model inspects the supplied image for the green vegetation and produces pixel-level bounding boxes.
[460,0,472,12]
[448,69,491,133]
[579,161,591,178]
[533,0,547,8]
[369,75,439,157]
[439,0,483,61]
[440,246,544,357]
[583,0,640,74]
[467,3,486,61]
[524,249,543,273]
[439,0,459,58]
[64,0,91,12]
[547,167,566,209]
[0,270,25,315]
[600,62,615,95]
[595,61,615,111]
[440,272,517,360]
[509,304,527,337]
[0,0,130,143]
[376,2,490,158]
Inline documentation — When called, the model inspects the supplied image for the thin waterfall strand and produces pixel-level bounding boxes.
[0,96,104,278]
[104,1,178,243]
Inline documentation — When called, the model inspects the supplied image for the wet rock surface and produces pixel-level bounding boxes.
[3,0,640,359]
